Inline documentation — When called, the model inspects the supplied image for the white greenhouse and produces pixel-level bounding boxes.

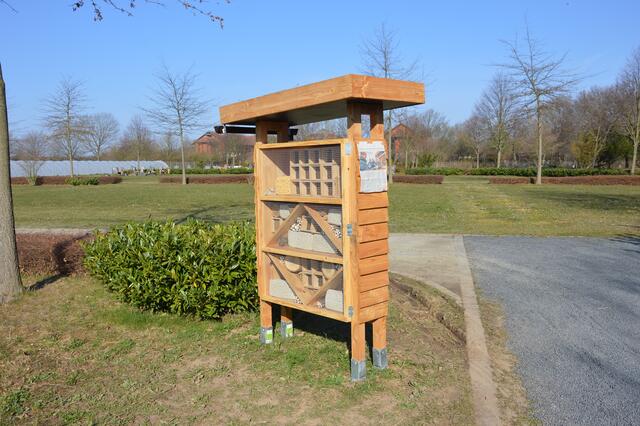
[10,160,169,177]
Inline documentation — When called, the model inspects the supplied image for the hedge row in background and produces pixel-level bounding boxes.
[393,175,444,184]
[159,175,253,184]
[168,167,253,175]
[405,167,629,177]
[11,176,123,185]
[83,220,258,319]
[489,175,640,185]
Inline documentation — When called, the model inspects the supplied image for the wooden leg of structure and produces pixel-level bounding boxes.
[350,321,366,381]
[280,306,293,339]
[372,316,388,369]
[259,300,273,344]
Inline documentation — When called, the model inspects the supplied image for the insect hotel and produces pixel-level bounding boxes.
[218,75,425,380]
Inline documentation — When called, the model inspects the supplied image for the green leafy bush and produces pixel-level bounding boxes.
[405,167,628,177]
[66,176,99,186]
[83,220,258,319]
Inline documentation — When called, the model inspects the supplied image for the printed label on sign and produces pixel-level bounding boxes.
[358,141,387,193]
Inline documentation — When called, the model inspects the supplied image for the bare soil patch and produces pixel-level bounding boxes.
[16,232,92,276]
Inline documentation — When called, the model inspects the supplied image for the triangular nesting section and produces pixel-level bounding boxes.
[268,203,343,256]
[267,252,344,312]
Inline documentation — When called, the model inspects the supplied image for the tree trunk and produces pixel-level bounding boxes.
[69,150,74,178]
[179,126,187,185]
[404,149,409,170]
[476,151,480,169]
[137,149,141,175]
[496,147,502,168]
[535,102,543,185]
[632,111,639,175]
[0,63,23,304]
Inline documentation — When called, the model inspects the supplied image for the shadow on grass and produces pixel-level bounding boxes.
[272,305,376,359]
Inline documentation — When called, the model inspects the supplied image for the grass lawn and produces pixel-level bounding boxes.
[0,275,473,425]
[12,175,640,236]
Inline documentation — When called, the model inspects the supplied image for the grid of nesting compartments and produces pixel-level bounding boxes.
[266,255,344,313]
[261,145,341,198]
[265,202,343,255]
[290,147,341,197]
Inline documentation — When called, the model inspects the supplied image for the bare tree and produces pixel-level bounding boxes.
[70,0,229,24]
[475,73,519,168]
[573,87,617,168]
[122,115,153,173]
[360,23,420,182]
[0,63,22,303]
[43,77,88,177]
[15,131,48,184]
[463,115,486,168]
[143,65,209,185]
[84,113,119,161]
[616,46,640,174]
[160,130,178,164]
[500,27,579,183]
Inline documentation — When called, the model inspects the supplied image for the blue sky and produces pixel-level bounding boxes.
[2,0,639,138]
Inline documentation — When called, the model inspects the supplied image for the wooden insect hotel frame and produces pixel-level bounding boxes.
[219,74,425,380]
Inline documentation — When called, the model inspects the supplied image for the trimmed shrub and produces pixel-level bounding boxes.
[83,220,258,319]
[406,167,464,176]
[66,176,99,186]
[168,167,253,175]
[393,175,444,184]
[11,176,122,185]
[405,167,628,177]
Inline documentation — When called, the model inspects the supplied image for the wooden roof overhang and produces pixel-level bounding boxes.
[219,74,425,127]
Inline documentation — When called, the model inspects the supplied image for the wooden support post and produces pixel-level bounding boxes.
[372,316,388,369]
[259,300,273,344]
[280,306,293,339]
[350,321,366,381]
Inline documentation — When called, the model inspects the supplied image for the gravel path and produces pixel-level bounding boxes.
[464,235,640,425]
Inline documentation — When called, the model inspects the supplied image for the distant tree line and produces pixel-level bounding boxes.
[345,24,640,180]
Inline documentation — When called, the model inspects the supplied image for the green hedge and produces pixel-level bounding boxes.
[66,176,100,185]
[169,167,253,175]
[83,220,258,319]
[405,167,628,177]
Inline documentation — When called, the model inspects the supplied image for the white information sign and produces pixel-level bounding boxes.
[358,141,387,193]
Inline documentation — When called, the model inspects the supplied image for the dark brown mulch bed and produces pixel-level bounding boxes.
[542,175,640,185]
[394,175,444,184]
[159,175,254,184]
[489,175,640,185]
[16,232,93,276]
[11,176,123,185]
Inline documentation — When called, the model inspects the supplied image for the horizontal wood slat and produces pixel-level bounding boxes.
[359,286,389,309]
[358,301,388,322]
[358,223,388,243]
[358,255,388,276]
[359,271,389,292]
[357,208,388,225]
[357,192,388,210]
[358,239,388,259]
